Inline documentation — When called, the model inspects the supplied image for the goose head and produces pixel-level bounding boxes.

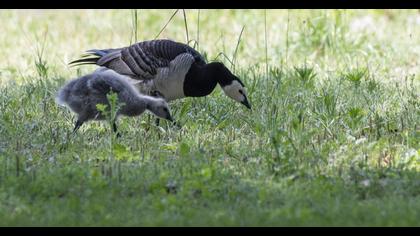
[208,62,251,109]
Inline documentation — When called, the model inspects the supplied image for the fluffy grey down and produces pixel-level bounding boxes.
[56,68,173,132]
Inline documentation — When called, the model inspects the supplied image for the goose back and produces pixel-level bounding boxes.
[77,39,206,81]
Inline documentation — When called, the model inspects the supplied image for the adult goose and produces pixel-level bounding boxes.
[69,39,251,110]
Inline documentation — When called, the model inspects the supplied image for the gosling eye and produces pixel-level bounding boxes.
[163,108,168,112]
[239,90,244,95]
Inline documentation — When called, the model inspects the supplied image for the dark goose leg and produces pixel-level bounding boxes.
[156,118,180,128]
[73,119,84,133]
[151,90,164,127]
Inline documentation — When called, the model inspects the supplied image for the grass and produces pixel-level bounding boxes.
[0,9,419,226]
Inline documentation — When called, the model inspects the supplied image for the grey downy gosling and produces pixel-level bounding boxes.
[69,39,252,110]
[56,69,173,135]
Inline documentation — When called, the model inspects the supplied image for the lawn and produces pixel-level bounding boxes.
[0,9,419,226]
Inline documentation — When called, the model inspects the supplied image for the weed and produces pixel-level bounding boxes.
[0,9,419,226]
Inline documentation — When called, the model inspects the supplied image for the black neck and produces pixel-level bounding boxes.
[183,62,226,97]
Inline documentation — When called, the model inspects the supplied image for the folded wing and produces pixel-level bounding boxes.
[69,39,206,81]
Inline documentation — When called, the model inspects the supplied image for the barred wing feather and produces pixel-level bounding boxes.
[70,39,206,81]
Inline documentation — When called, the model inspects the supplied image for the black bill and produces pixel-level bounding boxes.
[241,97,251,109]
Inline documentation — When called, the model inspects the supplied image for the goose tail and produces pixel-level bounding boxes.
[68,49,117,67]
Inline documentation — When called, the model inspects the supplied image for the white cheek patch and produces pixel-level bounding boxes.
[222,80,245,103]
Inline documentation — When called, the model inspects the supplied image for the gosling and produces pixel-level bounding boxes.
[56,68,173,134]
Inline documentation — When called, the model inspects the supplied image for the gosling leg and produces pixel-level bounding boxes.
[113,122,121,138]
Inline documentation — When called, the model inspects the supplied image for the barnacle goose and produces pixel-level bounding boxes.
[56,68,173,135]
[69,39,251,109]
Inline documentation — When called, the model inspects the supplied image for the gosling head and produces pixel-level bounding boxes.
[145,97,173,122]
[210,62,251,110]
